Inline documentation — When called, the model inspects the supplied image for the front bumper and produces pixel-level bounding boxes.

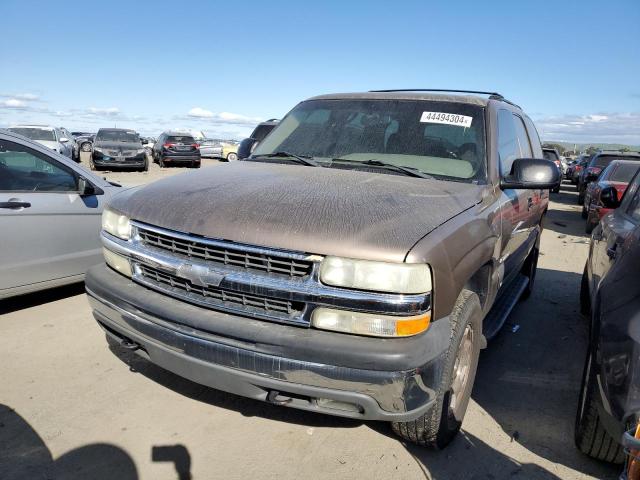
[93,154,146,167]
[86,264,448,421]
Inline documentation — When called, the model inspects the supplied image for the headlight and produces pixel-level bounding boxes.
[136,148,146,154]
[319,257,432,294]
[102,207,131,240]
[103,248,132,278]
[312,308,430,337]
[93,147,103,153]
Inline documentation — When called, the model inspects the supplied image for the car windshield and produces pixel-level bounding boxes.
[167,136,195,144]
[252,99,487,182]
[592,155,639,168]
[9,128,56,142]
[95,130,140,143]
[610,163,640,182]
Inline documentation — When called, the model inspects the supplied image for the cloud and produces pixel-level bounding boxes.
[0,92,40,101]
[186,108,261,125]
[535,112,640,144]
[2,99,28,108]
[188,107,214,118]
[87,107,120,116]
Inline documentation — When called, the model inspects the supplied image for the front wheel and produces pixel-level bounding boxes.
[520,247,539,301]
[391,290,482,448]
[226,152,238,161]
[575,346,625,463]
[81,142,92,152]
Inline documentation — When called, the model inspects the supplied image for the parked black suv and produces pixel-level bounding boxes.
[577,168,640,464]
[153,132,201,168]
[237,119,279,160]
[91,128,148,171]
[577,151,640,205]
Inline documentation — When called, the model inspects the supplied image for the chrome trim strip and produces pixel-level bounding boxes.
[132,221,312,262]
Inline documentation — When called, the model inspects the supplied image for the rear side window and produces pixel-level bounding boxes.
[594,155,640,168]
[498,110,519,174]
[523,117,543,158]
[513,115,533,158]
[167,136,195,143]
[610,163,640,182]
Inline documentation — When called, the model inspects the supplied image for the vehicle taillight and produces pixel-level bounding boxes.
[576,165,583,172]
[554,160,561,167]
[587,166,602,176]
[192,143,200,149]
[163,142,174,149]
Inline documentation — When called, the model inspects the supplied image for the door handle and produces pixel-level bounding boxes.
[606,245,617,260]
[0,201,31,209]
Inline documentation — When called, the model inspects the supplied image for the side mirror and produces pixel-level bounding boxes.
[600,186,620,209]
[141,138,148,145]
[60,137,69,143]
[500,158,560,190]
[237,137,258,160]
[78,176,103,196]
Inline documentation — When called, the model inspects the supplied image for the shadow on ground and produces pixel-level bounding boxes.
[0,404,193,480]
[0,282,86,316]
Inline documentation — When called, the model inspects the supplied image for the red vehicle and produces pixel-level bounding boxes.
[583,160,640,232]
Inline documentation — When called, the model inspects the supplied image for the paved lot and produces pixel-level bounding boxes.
[0,168,619,480]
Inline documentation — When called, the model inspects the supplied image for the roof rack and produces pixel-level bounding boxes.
[368,89,521,109]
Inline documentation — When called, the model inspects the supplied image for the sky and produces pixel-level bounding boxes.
[1,0,639,144]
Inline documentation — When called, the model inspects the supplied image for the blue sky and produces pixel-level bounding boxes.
[1,0,639,143]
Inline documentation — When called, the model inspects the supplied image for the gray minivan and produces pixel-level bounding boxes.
[0,129,121,299]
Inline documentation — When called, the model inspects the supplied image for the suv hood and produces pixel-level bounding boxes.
[110,162,482,262]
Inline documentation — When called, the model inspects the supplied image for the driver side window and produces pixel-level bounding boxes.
[0,139,77,192]
[498,109,519,174]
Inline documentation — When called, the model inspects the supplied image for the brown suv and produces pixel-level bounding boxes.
[86,90,559,448]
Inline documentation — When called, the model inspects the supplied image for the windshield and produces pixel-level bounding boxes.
[543,150,559,162]
[95,129,140,143]
[610,163,640,182]
[252,99,487,182]
[594,154,640,168]
[9,127,56,142]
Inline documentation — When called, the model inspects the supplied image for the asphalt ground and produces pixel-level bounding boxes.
[0,163,619,480]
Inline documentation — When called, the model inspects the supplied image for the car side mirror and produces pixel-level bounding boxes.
[60,137,69,143]
[78,176,103,196]
[141,138,148,145]
[500,158,560,190]
[600,186,620,209]
[586,172,599,182]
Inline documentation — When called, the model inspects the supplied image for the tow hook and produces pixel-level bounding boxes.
[120,338,140,351]
[266,390,293,406]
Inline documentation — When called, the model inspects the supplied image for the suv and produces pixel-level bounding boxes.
[153,131,201,168]
[577,167,640,464]
[542,147,562,193]
[86,90,558,448]
[91,128,148,172]
[577,151,640,205]
[237,119,279,159]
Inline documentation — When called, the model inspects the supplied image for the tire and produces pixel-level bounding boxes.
[159,156,167,168]
[575,346,625,464]
[226,152,238,162]
[580,265,590,316]
[577,189,584,205]
[81,142,92,152]
[581,204,588,219]
[585,218,596,234]
[520,247,539,301]
[89,157,99,171]
[140,160,149,172]
[391,290,482,449]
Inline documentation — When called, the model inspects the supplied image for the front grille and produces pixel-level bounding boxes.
[137,227,313,278]
[138,264,304,318]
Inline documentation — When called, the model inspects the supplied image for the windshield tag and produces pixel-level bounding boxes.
[420,112,472,128]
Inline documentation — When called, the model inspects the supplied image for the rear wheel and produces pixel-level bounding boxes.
[585,217,596,234]
[580,265,591,316]
[81,142,92,152]
[226,152,238,161]
[581,204,588,219]
[575,346,625,464]
[140,160,149,172]
[89,157,99,171]
[391,290,482,448]
[520,247,539,301]
[159,156,167,168]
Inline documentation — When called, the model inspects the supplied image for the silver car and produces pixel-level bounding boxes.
[0,129,122,299]
[8,125,74,159]
[199,138,223,158]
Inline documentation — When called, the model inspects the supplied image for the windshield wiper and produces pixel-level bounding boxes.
[252,151,321,167]
[331,158,435,179]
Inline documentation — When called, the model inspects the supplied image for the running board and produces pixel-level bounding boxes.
[483,274,529,341]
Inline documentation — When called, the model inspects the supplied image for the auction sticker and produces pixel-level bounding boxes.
[420,111,473,128]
